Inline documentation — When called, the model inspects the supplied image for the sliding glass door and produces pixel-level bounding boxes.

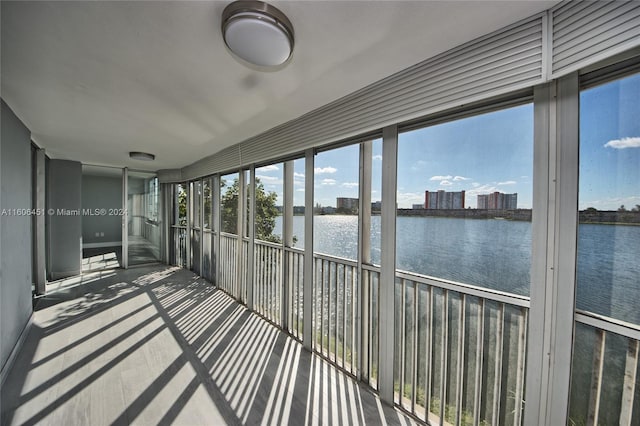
[127,170,161,266]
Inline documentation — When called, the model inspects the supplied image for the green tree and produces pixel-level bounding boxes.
[618,204,627,212]
[177,184,187,226]
[221,177,280,242]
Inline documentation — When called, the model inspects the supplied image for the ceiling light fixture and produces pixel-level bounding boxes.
[129,151,155,161]
[221,0,294,68]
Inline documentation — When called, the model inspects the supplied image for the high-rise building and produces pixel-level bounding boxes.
[336,197,359,213]
[424,190,465,209]
[477,192,518,209]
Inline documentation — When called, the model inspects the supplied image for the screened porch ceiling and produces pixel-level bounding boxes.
[2,1,559,171]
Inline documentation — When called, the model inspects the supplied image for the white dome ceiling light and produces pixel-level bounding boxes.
[221,1,294,68]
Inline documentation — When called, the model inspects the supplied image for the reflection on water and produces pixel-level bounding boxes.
[277,215,640,324]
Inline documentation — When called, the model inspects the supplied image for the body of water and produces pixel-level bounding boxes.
[275,214,640,324]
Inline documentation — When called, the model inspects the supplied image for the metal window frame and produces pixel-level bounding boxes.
[247,166,255,310]
[303,148,314,350]
[358,141,373,381]
[122,167,129,269]
[283,160,294,329]
[213,175,221,286]
[378,124,398,404]
[524,72,579,426]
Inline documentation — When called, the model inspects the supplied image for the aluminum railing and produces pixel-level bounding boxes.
[170,225,187,267]
[394,270,529,426]
[312,253,360,377]
[286,247,305,340]
[572,310,640,426]
[179,225,639,426]
[219,232,238,297]
[253,239,283,323]
[362,264,381,388]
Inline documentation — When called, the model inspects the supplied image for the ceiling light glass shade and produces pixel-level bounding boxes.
[222,1,294,68]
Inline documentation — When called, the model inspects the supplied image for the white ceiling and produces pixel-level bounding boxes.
[1,1,559,172]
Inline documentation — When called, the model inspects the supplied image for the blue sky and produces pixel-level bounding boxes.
[254,72,639,211]
[579,72,640,211]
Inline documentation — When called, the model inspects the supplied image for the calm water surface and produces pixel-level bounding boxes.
[276,215,640,324]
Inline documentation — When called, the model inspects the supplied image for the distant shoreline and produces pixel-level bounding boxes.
[291,209,640,225]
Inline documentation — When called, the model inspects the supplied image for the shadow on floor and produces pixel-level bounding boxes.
[1,265,416,426]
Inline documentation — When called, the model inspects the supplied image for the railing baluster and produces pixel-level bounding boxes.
[342,264,348,369]
[474,299,484,426]
[425,285,433,421]
[620,338,639,426]
[320,258,325,353]
[492,303,504,426]
[352,265,358,375]
[456,294,466,426]
[334,263,339,363]
[587,328,606,426]
[513,307,527,425]
[412,280,419,414]
[366,270,372,383]
[399,278,406,406]
[440,289,449,426]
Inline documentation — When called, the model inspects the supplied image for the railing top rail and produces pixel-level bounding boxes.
[284,246,305,255]
[170,225,187,229]
[575,310,640,341]
[254,239,284,249]
[395,269,530,308]
[362,263,381,273]
[220,232,239,238]
[313,252,358,268]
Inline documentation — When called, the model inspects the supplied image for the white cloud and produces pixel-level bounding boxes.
[472,182,480,188]
[372,155,383,161]
[430,175,452,181]
[604,137,640,149]
[397,191,424,207]
[465,184,498,197]
[342,182,358,188]
[294,172,305,178]
[256,164,279,172]
[498,180,517,185]
[440,180,453,186]
[453,176,471,181]
[315,166,337,174]
[256,175,281,183]
[296,188,305,192]
[321,178,336,186]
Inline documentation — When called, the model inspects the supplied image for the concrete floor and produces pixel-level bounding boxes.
[1,265,416,426]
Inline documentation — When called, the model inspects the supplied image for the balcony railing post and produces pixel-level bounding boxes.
[379,124,398,404]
